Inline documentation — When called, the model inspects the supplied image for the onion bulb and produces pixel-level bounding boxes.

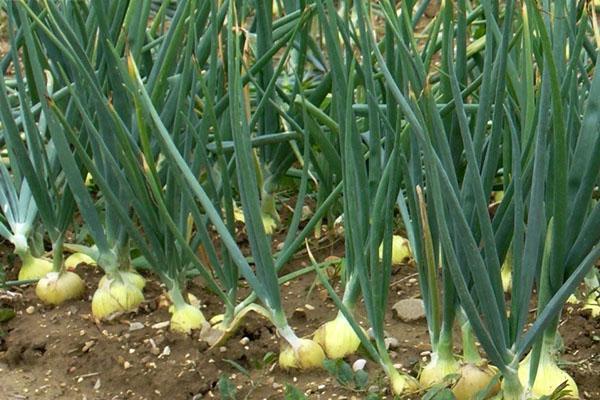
[169,303,206,334]
[35,271,85,305]
[99,270,145,291]
[581,293,599,317]
[91,278,144,320]
[452,363,499,400]
[379,235,411,265]
[262,213,278,235]
[388,368,419,395]
[313,313,361,359]
[65,252,97,270]
[279,338,325,369]
[518,353,579,399]
[18,252,53,281]
[419,352,460,388]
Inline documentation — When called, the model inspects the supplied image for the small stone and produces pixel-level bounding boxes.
[26,306,35,314]
[305,304,315,311]
[93,379,101,390]
[219,346,227,353]
[352,359,367,371]
[158,346,171,358]
[272,382,283,389]
[128,322,144,331]
[392,299,426,322]
[385,337,400,349]
[368,385,379,393]
[239,337,250,345]
[81,340,95,353]
[123,361,131,369]
[152,321,170,329]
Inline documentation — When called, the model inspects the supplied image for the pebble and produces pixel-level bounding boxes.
[368,385,379,393]
[392,299,426,322]
[384,337,399,349]
[123,361,132,369]
[129,322,145,331]
[81,340,95,353]
[152,321,170,329]
[219,346,227,353]
[25,306,35,314]
[239,337,250,345]
[158,346,171,358]
[352,359,367,371]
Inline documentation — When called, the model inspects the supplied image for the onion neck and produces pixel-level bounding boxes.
[433,323,454,360]
[51,237,65,274]
[460,320,482,364]
[503,367,525,400]
[340,272,360,310]
[169,284,188,311]
[277,323,302,350]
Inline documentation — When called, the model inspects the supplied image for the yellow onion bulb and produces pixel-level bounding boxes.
[279,338,325,369]
[452,363,499,400]
[581,293,599,317]
[419,353,460,388]
[390,372,407,395]
[518,354,579,399]
[379,235,411,265]
[262,213,278,235]
[169,303,206,334]
[91,279,144,320]
[388,368,419,395]
[18,254,53,281]
[99,270,145,291]
[35,271,85,305]
[313,313,361,359]
[566,294,579,304]
[64,252,97,270]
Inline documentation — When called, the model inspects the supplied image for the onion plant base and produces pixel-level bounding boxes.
[379,235,411,265]
[92,278,144,320]
[207,304,272,348]
[419,353,460,388]
[170,303,206,334]
[581,293,600,317]
[452,363,500,400]
[18,253,53,281]
[517,354,579,399]
[35,271,85,305]
[279,338,325,370]
[65,252,97,270]
[312,313,361,359]
[99,270,146,291]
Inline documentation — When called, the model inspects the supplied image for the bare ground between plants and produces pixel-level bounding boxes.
[0,242,598,400]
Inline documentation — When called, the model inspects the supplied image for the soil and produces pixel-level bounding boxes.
[1,238,599,400]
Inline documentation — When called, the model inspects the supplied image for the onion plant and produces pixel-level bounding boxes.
[314,0,599,397]
[0,160,48,281]
[9,0,345,357]
[0,3,86,305]
[370,0,600,398]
